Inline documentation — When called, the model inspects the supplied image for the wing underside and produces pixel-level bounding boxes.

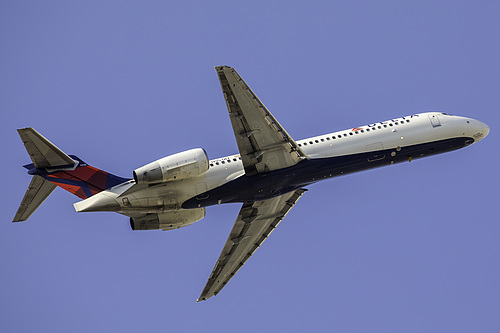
[216,66,307,176]
[198,188,306,301]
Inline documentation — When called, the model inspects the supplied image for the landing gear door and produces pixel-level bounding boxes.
[429,114,441,127]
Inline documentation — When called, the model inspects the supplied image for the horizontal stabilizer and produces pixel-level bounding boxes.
[18,127,75,169]
[13,175,57,222]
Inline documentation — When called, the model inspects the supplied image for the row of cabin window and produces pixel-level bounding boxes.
[210,156,242,167]
[298,119,411,147]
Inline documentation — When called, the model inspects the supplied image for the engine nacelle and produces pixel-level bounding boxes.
[133,148,209,184]
[130,208,206,231]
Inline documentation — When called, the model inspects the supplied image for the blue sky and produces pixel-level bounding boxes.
[1,1,499,332]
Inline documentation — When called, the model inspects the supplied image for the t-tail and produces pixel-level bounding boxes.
[13,128,129,222]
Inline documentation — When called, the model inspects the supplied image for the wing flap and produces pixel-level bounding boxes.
[198,188,306,301]
[13,175,57,222]
[216,66,307,176]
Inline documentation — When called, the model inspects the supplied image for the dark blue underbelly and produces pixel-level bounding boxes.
[182,137,473,208]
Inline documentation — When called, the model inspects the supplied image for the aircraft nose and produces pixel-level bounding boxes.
[482,122,490,138]
[459,117,489,144]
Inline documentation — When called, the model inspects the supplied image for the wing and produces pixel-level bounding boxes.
[13,175,57,222]
[198,188,306,301]
[216,66,308,176]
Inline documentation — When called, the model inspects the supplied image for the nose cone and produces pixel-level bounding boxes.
[482,122,490,138]
[453,116,489,144]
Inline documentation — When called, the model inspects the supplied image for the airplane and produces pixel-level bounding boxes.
[14,66,490,301]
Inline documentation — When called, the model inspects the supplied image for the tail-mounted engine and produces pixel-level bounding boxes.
[133,148,209,184]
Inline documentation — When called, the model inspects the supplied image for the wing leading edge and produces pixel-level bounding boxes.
[216,66,308,176]
[198,188,307,301]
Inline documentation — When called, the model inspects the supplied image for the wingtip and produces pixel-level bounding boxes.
[214,65,232,71]
[17,127,35,134]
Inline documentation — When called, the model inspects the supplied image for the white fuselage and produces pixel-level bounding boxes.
[74,112,489,215]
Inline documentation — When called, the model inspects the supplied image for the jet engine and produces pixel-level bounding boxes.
[133,148,209,184]
[130,208,206,231]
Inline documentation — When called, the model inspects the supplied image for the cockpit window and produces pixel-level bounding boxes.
[441,113,452,116]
